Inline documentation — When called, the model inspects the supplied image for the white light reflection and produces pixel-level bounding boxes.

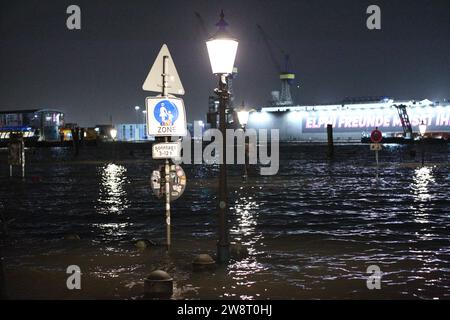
[412,167,435,202]
[229,188,268,300]
[411,166,435,224]
[97,163,129,215]
[91,222,130,238]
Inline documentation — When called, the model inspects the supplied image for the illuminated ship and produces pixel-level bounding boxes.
[247,97,450,142]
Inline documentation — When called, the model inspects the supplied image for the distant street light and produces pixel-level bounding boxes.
[419,120,427,166]
[419,120,427,137]
[237,109,250,128]
[110,128,117,141]
[206,10,238,264]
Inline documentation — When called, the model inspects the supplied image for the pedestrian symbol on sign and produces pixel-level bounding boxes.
[146,96,186,137]
[154,100,179,126]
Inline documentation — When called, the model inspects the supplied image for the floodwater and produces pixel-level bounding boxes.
[0,143,449,300]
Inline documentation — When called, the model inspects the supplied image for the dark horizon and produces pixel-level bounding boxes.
[1,0,449,126]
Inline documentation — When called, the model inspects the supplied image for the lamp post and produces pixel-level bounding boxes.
[134,106,140,141]
[142,110,147,123]
[419,120,427,166]
[142,110,147,139]
[206,10,238,264]
[110,128,118,160]
[237,104,250,181]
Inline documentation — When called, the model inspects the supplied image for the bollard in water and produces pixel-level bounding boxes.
[144,270,173,299]
[135,239,156,250]
[327,124,334,159]
[192,254,216,272]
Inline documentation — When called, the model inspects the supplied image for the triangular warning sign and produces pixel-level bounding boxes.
[142,44,185,95]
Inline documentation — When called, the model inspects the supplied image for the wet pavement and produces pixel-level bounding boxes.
[0,142,449,299]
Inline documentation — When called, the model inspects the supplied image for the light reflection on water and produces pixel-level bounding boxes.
[411,166,435,224]
[412,166,435,202]
[94,163,130,240]
[229,187,268,300]
[96,163,129,215]
[91,222,131,237]
[2,144,450,299]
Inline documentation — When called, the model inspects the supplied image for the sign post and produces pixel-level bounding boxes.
[8,133,25,179]
[143,44,186,250]
[370,128,383,179]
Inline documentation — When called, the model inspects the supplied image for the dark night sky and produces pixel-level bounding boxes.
[0,0,449,126]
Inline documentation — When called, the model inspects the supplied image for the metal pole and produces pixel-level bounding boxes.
[165,150,171,249]
[243,125,248,181]
[0,242,5,299]
[135,109,139,141]
[9,165,12,178]
[162,55,171,250]
[217,74,230,263]
[112,139,116,160]
[0,202,6,298]
[375,149,379,179]
[421,137,425,166]
[327,124,334,159]
[21,139,25,179]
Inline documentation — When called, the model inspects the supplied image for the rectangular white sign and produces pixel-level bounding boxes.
[152,142,181,159]
[146,96,187,137]
[370,143,382,151]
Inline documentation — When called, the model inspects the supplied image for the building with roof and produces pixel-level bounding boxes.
[0,109,64,141]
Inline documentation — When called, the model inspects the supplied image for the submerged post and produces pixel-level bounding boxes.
[370,128,382,180]
[162,55,171,250]
[21,139,25,179]
[419,120,427,166]
[375,149,379,179]
[216,74,230,263]
[206,11,237,264]
[144,43,187,253]
[327,124,334,159]
[7,133,25,178]
[164,147,171,249]
[0,245,5,299]
[421,137,425,166]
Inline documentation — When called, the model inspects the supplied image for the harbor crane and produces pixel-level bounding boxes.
[394,104,413,139]
[257,24,296,106]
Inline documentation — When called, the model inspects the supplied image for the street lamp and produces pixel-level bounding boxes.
[206,10,238,264]
[236,104,252,181]
[237,109,250,128]
[419,120,427,137]
[110,128,118,141]
[419,120,427,166]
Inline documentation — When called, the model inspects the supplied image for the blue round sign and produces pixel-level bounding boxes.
[153,100,179,126]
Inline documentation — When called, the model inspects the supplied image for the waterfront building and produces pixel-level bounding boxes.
[116,123,154,141]
[0,109,64,141]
